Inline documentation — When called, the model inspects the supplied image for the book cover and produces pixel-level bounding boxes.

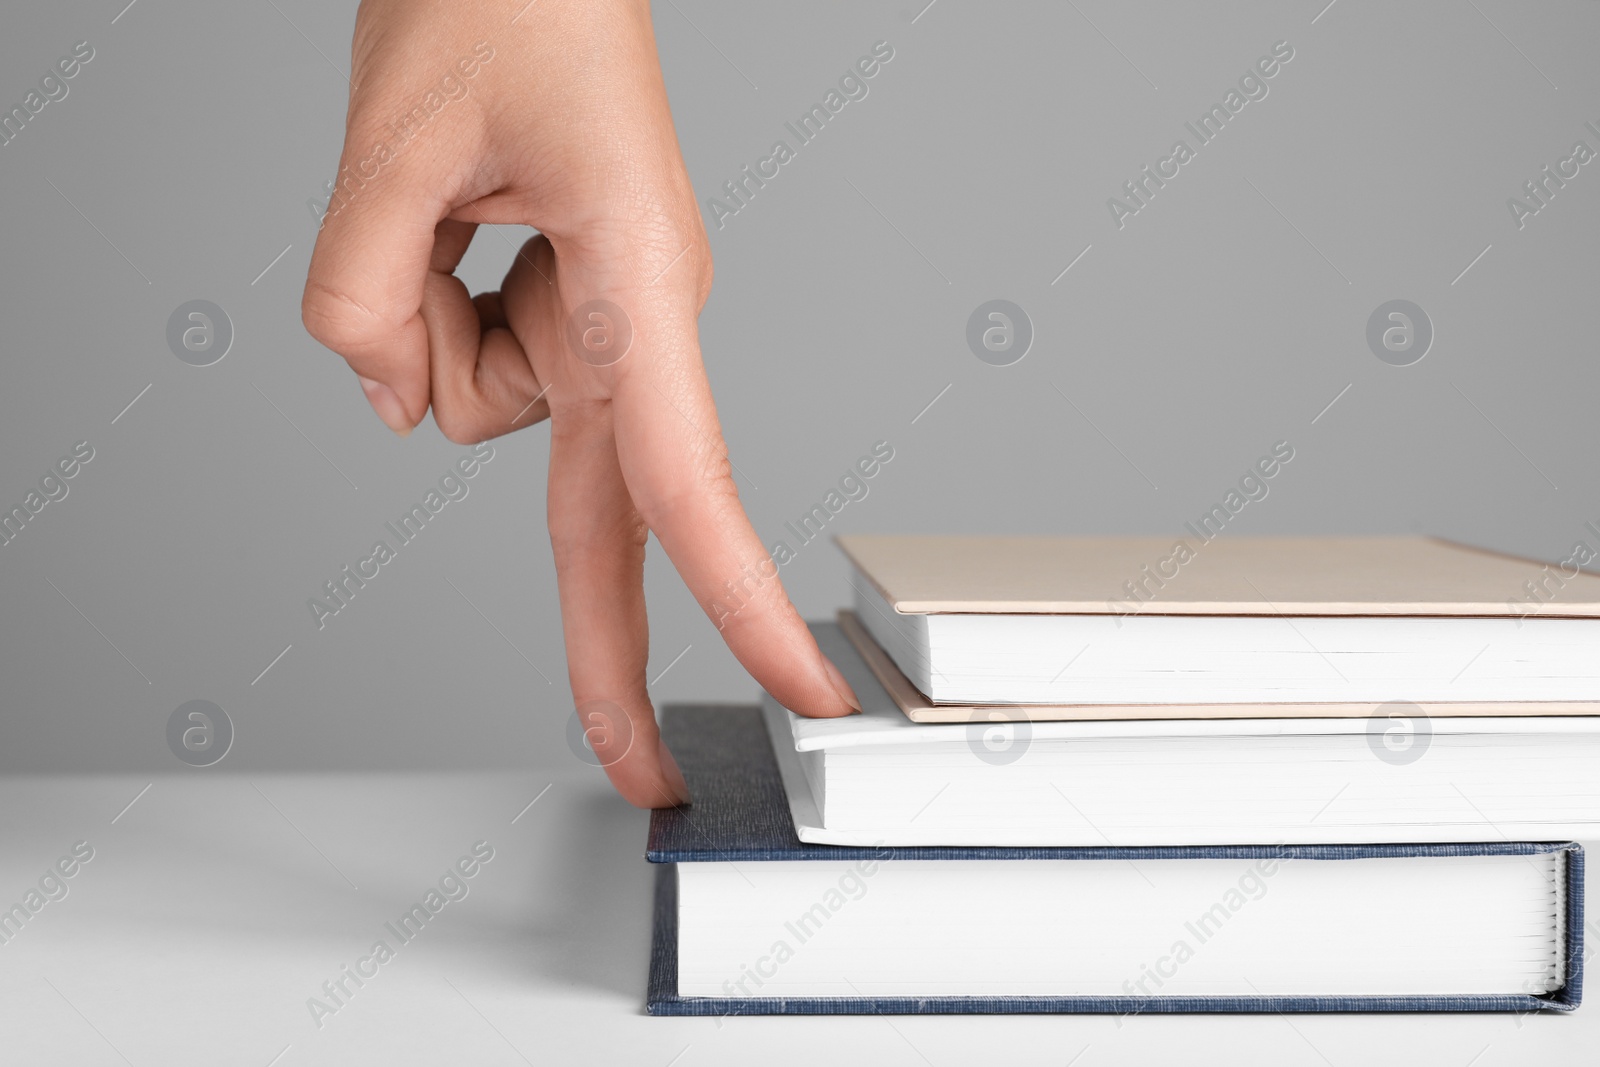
[835,534,1600,617]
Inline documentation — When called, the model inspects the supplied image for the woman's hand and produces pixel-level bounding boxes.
[302,0,860,808]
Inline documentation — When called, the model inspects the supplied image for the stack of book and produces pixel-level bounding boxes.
[648,536,1594,1015]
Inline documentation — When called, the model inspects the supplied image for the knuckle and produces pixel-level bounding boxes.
[592,193,711,292]
[632,453,740,533]
[548,509,649,563]
[433,414,481,446]
[301,280,406,354]
[429,374,486,444]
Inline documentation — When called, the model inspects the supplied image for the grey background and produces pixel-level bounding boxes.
[3,4,1599,1064]
[1,0,1596,775]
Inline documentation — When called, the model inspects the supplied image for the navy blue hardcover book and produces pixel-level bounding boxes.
[646,705,1584,1016]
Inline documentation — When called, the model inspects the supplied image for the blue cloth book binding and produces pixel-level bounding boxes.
[646,705,1585,1016]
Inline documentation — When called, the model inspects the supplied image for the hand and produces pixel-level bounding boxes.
[302,0,860,808]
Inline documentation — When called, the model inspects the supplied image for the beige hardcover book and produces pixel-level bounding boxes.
[836,610,1600,723]
[834,534,1600,617]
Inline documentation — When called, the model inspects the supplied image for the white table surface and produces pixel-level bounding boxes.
[1,769,1591,1066]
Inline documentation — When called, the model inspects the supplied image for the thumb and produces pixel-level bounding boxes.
[302,114,467,436]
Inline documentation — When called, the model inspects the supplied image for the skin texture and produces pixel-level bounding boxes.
[302,0,860,809]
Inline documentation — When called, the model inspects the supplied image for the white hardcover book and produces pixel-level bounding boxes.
[771,622,1600,847]
[840,535,1600,706]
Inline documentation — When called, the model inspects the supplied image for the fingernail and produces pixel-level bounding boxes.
[357,376,413,437]
[820,655,862,713]
[658,737,692,806]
